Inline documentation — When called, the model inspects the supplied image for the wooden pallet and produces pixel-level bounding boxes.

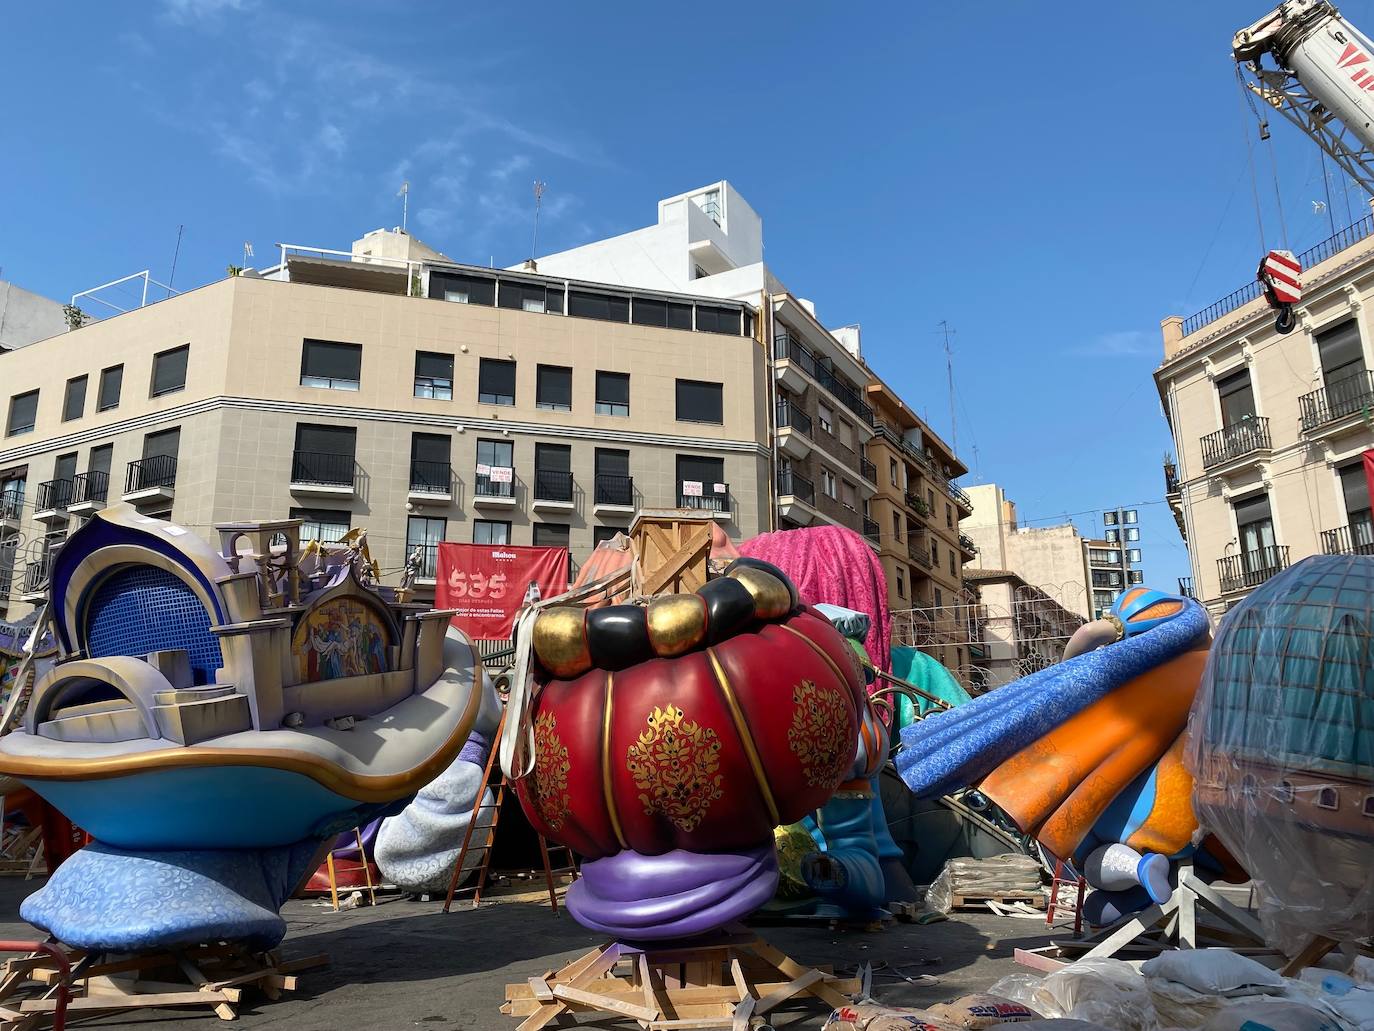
[502,925,858,1031]
[949,891,1045,912]
[0,942,327,1026]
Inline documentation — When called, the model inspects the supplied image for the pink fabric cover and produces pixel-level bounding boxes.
[739,525,891,672]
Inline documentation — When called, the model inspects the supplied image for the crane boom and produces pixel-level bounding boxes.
[1234,1,1374,196]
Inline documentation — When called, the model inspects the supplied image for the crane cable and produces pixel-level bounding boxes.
[1236,65,1269,252]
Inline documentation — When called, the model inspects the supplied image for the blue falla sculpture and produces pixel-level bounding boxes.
[0,505,487,952]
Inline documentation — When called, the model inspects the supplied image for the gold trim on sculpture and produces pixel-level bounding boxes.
[601,671,629,850]
[706,647,780,825]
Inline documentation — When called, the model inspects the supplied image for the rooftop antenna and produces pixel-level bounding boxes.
[167,224,184,299]
[529,180,547,267]
[398,180,410,233]
[938,320,957,454]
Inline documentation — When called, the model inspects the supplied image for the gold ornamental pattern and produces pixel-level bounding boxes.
[530,711,571,831]
[626,705,723,831]
[788,679,851,787]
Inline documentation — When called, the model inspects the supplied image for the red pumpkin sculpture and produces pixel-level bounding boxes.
[512,558,868,939]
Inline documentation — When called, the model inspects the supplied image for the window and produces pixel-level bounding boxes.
[935,587,944,608]
[595,372,630,417]
[821,468,837,498]
[926,487,935,510]
[406,516,446,579]
[1340,461,1373,549]
[949,551,957,575]
[1125,527,1140,542]
[473,519,510,545]
[429,271,495,306]
[6,391,38,436]
[536,365,573,411]
[1128,548,1142,562]
[476,438,514,498]
[677,455,727,510]
[1317,318,1365,390]
[533,523,570,548]
[892,512,901,540]
[1234,492,1276,561]
[54,452,77,485]
[694,304,741,335]
[931,541,939,566]
[896,568,906,599]
[131,428,179,492]
[631,298,693,330]
[534,443,573,503]
[298,340,359,392]
[1316,786,1340,810]
[1105,528,1121,543]
[478,358,516,406]
[1104,511,1119,526]
[88,444,113,480]
[818,404,834,434]
[291,507,351,543]
[1129,569,1144,584]
[98,365,123,411]
[1216,368,1256,427]
[568,290,630,323]
[410,433,451,492]
[840,480,856,510]
[63,376,87,422]
[151,344,190,397]
[593,525,622,547]
[292,424,356,487]
[595,448,632,506]
[0,473,25,520]
[414,351,454,400]
[675,380,723,424]
[498,279,564,315]
[890,459,899,486]
[838,420,853,450]
[946,503,953,528]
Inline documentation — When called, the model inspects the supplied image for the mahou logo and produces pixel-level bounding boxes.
[492,550,516,560]
[1336,42,1374,92]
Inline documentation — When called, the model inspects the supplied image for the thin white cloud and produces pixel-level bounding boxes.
[161,0,249,25]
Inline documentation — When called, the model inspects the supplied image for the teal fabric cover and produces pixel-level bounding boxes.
[890,646,972,728]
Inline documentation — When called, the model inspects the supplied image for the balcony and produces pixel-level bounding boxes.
[410,542,439,586]
[1178,576,1194,598]
[776,469,816,525]
[1321,521,1374,556]
[958,533,978,557]
[773,331,875,426]
[860,457,877,484]
[0,544,14,603]
[474,467,516,507]
[1164,459,1180,497]
[0,491,22,531]
[905,491,931,519]
[1199,417,1271,473]
[1217,545,1290,595]
[34,479,73,523]
[946,479,973,514]
[68,471,110,514]
[908,537,933,569]
[123,456,178,504]
[532,469,575,511]
[19,554,54,603]
[775,399,813,460]
[678,481,730,519]
[1299,370,1374,435]
[593,474,635,516]
[862,517,881,546]
[290,451,357,497]
[408,460,453,502]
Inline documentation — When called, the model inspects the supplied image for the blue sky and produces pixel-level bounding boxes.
[4,0,1368,594]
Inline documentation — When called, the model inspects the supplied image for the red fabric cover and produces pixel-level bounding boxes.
[515,608,865,859]
[1363,450,1374,523]
[739,525,891,672]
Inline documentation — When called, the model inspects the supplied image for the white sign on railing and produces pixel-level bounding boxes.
[682,480,703,497]
[713,482,726,494]
[476,463,491,476]
[489,466,513,483]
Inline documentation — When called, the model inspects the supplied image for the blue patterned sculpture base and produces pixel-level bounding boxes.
[22,841,322,952]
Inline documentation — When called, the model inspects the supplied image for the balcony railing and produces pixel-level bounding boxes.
[125,455,178,494]
[774,331,875,425]
[0,491,23,521]
[775,399,812,436]
[1178,576,1194,598]
[1217,545,1290,594]
[409,460,452,494]
[958,533,978,555]
[777,469,814,504]
[1299,370,1374,430]
[534,469,574,503]
[408,542,439,580]
[862,517,880,542]
[1183,214,1374,335]
[679,482,729,513]
[876,422,935,474]
[475,467,515,499]
[909,538,932,568]
[1321,520,1374,556]
[23,554,54,595]
[290,451,355,489]
[1200,417,1271,469]
[36,479,73,512]
[0,545,14,603]
[906,491,930,517]
[946,480,973,512]
[860,457,877,483]
[1164,461,1179,495]
[71,470,109,506]
[594,473,634,507]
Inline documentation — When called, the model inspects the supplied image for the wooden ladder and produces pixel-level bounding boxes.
[442,711,575,913]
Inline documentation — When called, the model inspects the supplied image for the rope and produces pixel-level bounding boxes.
[1237,66,1269,251]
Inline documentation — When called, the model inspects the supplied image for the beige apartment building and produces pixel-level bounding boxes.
[1156,207,1374,616]
[0,232,768,618]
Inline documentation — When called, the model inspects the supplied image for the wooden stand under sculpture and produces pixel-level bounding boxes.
[502,925,859,1031]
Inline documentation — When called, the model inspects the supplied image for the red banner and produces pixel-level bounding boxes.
[436,542,569,639]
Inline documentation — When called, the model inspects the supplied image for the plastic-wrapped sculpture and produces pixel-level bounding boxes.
[1188,555,1374,953]
[0,506,487,951]
[898,586,1242,917]
[512,557,869,939]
